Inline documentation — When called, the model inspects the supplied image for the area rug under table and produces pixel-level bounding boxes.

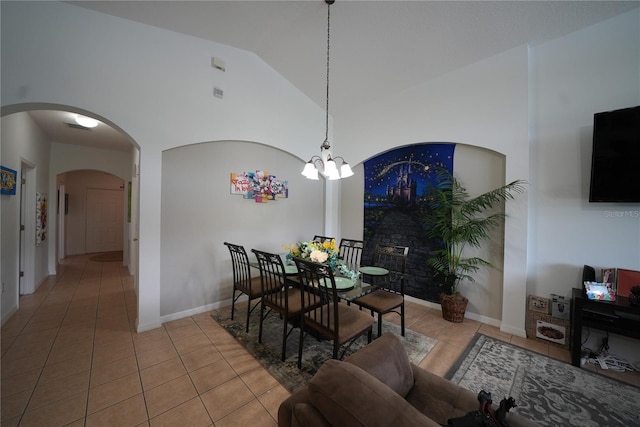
[446,334,640,427]
[211,305,436,392]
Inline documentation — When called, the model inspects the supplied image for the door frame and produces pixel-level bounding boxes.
[57,184,65,262]
[19,160,36,295]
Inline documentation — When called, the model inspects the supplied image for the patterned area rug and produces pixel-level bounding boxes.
[446,334,640,427]
[211,304,436,392]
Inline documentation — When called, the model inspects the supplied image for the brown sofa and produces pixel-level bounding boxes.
[278,332,539,427]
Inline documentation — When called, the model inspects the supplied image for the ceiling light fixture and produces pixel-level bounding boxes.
[75,115,98,128]
[301,0,353,181]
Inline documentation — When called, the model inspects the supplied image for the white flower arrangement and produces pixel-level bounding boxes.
[283,239,339,271]
[310,249,329,263]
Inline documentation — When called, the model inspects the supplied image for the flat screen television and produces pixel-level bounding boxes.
[589,105,640,203]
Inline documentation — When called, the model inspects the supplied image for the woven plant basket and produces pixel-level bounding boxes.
[440,293,469,323]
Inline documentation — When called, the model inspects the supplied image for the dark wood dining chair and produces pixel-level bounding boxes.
[223,242,264,333]
[338,238,364,271]
[312,235,335,243]
[293,257,374,369]
[352,244,409,338]
[251,249,305,361]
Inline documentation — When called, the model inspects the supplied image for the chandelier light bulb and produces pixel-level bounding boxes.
[323,158,338,176]
[302,162,320,180]
[340,163,354,178]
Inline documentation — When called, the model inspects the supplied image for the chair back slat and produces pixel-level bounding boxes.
[224,242,253,292]
[252,249,289,309]
[371,245,409,294]
[312,235,335,244]
[339,238,364,272]
[294,257,339,332]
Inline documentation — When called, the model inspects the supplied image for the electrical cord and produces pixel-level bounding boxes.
[581,327,591,348]
[598,334,609,353]
[582,332,639,372]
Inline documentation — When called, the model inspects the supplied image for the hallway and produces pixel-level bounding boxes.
[1,255,287,426]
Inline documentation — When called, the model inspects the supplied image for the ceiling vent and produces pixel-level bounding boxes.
[65,122,93,131]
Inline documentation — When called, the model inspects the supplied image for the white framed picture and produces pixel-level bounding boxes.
[536,320,566,345]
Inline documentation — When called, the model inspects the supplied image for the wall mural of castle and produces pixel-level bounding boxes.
[363,143,455,302]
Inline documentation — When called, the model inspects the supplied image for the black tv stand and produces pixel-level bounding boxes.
[570,288,640,366]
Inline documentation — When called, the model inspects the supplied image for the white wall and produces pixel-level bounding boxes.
[1,113,51,323]
[160,141,325,319]
[1,1,327,331]
[529,9,640,297]
[529,10,640,361]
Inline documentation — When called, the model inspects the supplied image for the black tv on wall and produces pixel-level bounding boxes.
[589,105,640,203]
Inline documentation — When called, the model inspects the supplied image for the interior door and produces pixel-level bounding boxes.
[86,188,124,253]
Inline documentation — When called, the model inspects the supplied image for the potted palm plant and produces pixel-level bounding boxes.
[424,169,526,322]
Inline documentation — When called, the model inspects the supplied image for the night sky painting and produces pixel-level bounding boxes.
[363,143,455,302]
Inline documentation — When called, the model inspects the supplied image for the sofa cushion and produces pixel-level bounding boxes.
[291,403,329,427]
[405,365,477,424]
[344,332,414,397]
[405,366,540,427]
[308,359,440,427]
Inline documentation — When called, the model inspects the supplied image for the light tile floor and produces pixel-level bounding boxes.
[2,254,636,426]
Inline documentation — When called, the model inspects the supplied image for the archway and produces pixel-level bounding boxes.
[1,103,140,325]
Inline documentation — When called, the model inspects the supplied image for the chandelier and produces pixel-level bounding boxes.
[301,0,354,181]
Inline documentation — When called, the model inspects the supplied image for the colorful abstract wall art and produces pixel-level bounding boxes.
[1,165,17,195]
[36,192,48,246]
[230,171,288,203]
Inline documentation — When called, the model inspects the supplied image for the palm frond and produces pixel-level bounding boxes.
[424,168,527,294]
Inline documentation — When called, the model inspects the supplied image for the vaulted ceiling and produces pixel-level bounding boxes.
[70,1,638,113]
[26,1,640,150]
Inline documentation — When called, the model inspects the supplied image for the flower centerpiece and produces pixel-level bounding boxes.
[339,264,361,283]
[283,239,339,271]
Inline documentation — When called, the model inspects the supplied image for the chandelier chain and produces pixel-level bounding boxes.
[300,0,353,180]
[325,1,331,142]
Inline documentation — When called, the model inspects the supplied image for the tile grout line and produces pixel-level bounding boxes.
[11,261,84,425]
[208,313,286,425]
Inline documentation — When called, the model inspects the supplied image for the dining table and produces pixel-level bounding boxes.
[248,254,299,276]
[249,254,384,302]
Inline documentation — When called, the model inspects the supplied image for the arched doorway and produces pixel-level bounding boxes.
[58,170,125,257]
[1,104,140,325]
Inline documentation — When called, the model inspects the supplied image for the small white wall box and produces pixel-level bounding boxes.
[551,294,570,320]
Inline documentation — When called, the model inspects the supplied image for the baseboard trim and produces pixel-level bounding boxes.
[158,297,237,325]
[1,306,18,326]
[404,295,502,328]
